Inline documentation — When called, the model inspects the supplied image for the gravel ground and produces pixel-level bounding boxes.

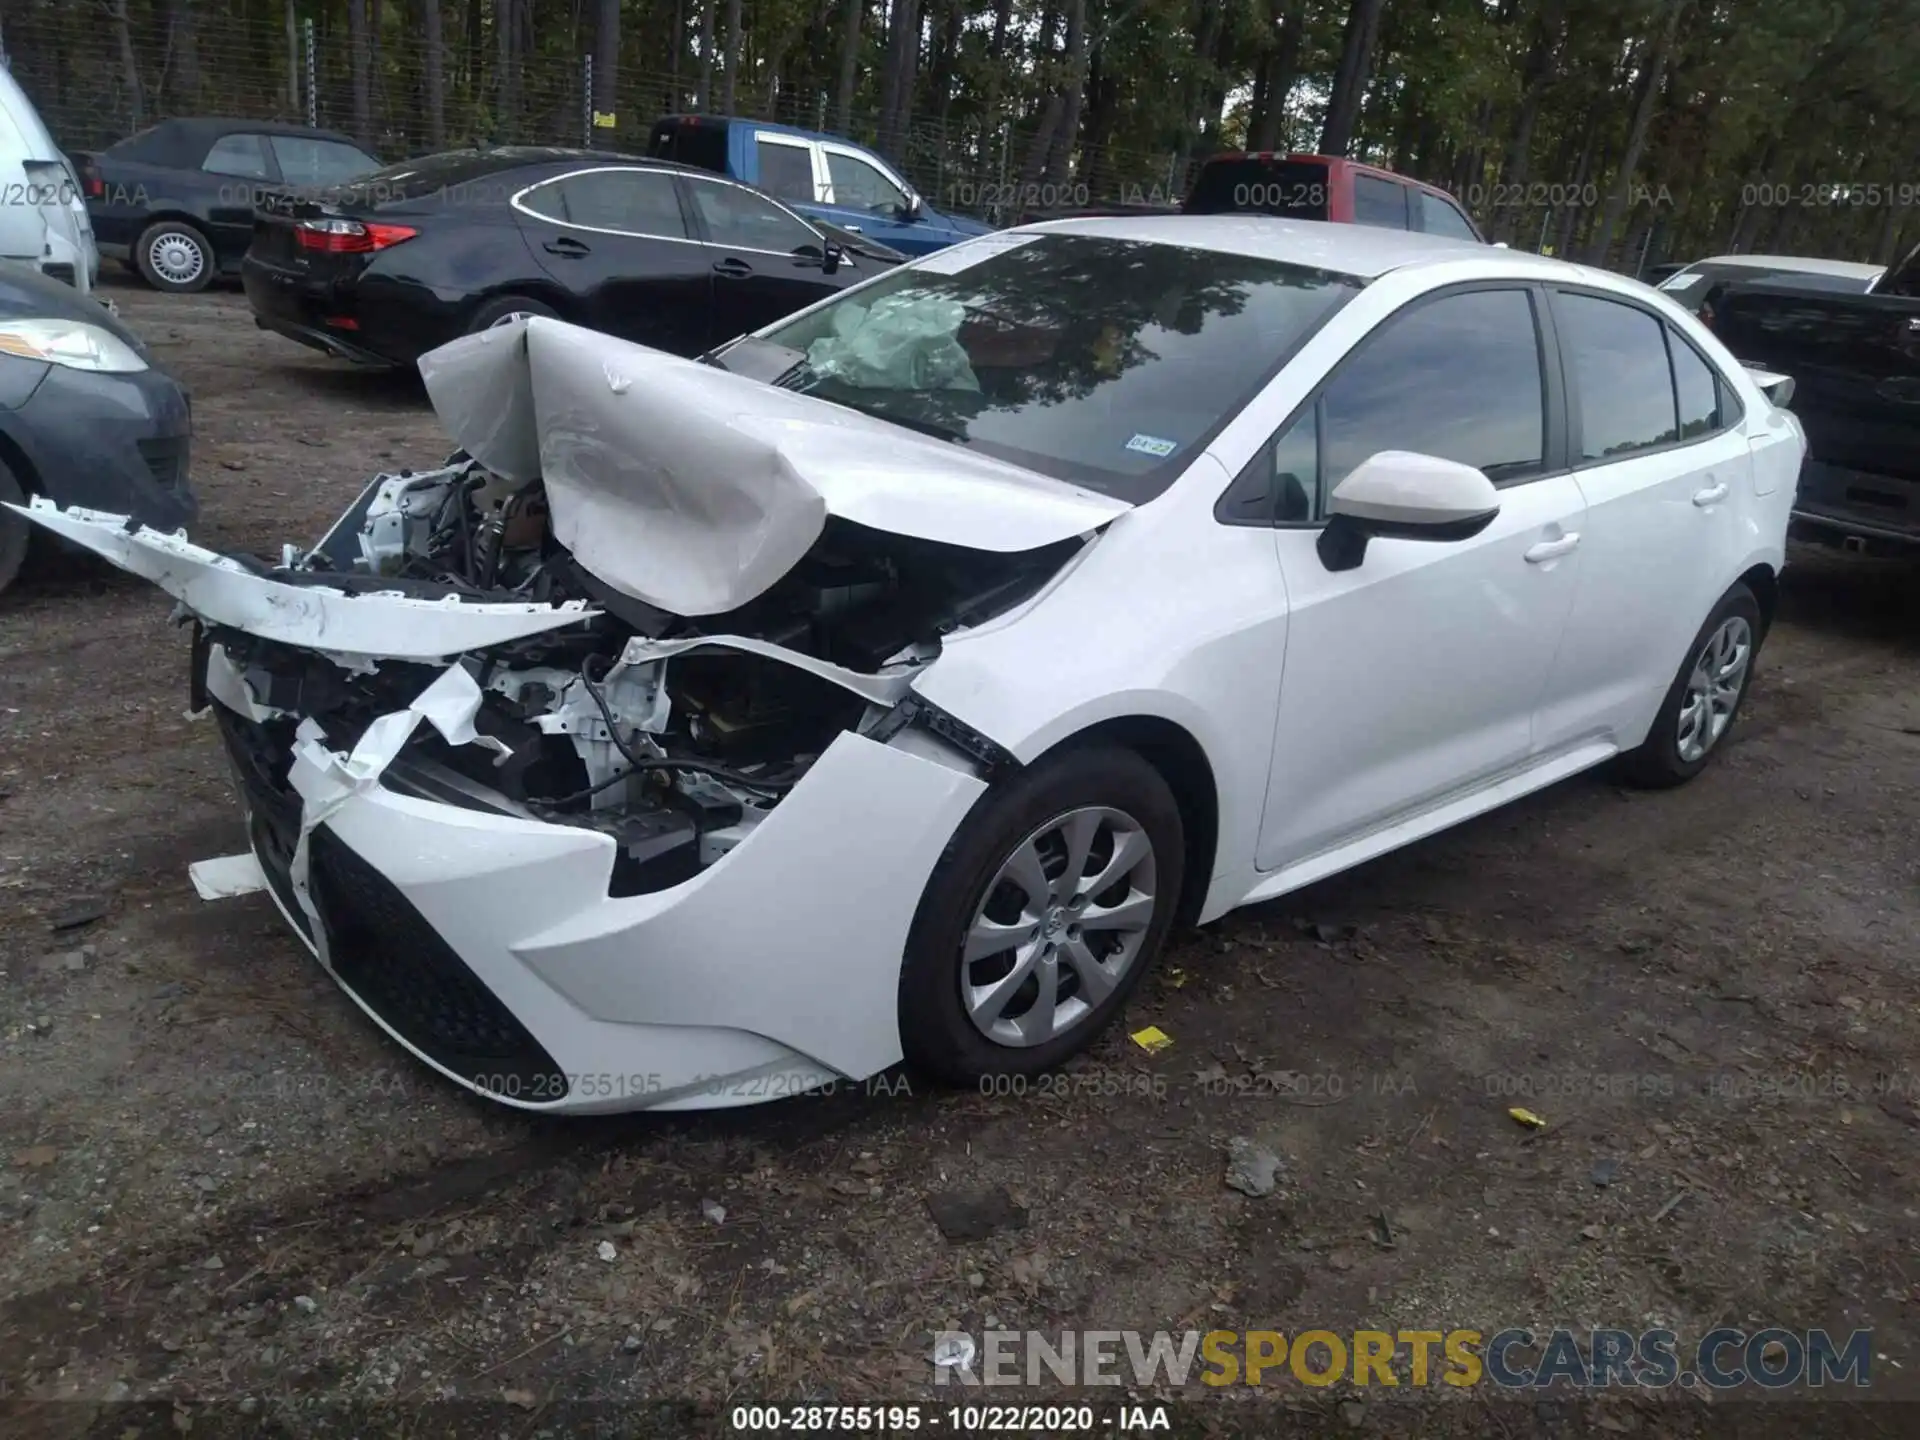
[1,277,1917,1437]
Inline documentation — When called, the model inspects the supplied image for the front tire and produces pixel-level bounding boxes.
[0,458,27,595]
[1617,582,1762,789]
[135,220,213,293]
[899,745,1184,1084]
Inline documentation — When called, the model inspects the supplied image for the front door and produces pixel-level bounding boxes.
[680,175,841,349]
[1257,286,1587,871]
[513,165,712,355]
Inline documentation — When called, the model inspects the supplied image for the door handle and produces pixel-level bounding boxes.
[841,224,863,233]
[712,257,753,278]
[543,236,589,257]
[1692,481,1730,507]
[1524,533,1581,563]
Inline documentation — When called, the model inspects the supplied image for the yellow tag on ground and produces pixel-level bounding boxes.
[1130,1025,1173,1054]
[1508,1107,1547,1129]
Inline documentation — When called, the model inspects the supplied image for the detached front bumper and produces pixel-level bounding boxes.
[208,662,986,1114]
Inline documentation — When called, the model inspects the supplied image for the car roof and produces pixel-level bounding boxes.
[1197,151,1463,199]
[109,116,369,166]
[1679,254,1884,280]
[1015,214,1563,280]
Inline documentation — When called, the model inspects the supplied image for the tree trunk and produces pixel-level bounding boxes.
[1173,0,1225,181]
[696,0,715,110]
[1553,110,1598,257]
[420,0,447,149]
[1319,0,1386,156]
[1043,0,1088,186]
[348,0,373,146]
[980,0,1014,162]
[1587,0,1689,267]
[834,0,862,132]
[876,0,919,159]
[1249,0,1305,153]
[1491,0,1563,241]
[165,0,200,111]
[111,0,145,129]
[721,0,744,112]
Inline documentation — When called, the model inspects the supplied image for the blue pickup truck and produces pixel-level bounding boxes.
[646,115,992,256]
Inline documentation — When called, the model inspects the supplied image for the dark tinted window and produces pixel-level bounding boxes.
[537,169,687,237]
[1321,288,1544,489]
[1558,292,1678,460]
[825,150,908,212]
[203,133,271,179]
[755,139,817,203]
[750,234,1360,501]
[1414,189,1479,241]
[687,178,819,252]
[1353,174,1409,229]
[1270,407,1319,521]
[1669,331,1722,439]
[269,135,379,186]
[648,119,730,173]
[1183,158,1330,219]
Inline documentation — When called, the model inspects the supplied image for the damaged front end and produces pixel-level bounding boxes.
[10,315,1123,1108]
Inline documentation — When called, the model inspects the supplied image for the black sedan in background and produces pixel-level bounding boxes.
[0,262,194,594]
[75,119,383,293]
[240,148,904,368]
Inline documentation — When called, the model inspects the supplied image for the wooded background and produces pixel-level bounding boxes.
[3,0,1915,272]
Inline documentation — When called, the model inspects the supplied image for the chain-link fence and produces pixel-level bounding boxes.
[1,9,1192,225]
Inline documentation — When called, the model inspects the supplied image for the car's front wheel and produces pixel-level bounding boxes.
[1618,581,1762,788]
[899,745,1184,1084]
[135,221,213,293]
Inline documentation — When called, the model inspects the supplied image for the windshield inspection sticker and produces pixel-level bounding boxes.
[1126,433,1179,458]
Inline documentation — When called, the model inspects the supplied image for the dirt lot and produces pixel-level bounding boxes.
[0,278,1917,1437]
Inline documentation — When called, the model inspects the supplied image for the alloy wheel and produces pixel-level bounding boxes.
[962,805,1158,1047]
[1676,615,1752,763]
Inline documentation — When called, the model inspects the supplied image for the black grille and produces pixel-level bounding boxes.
[307,827,568,1100]
[138,435,189,492]
[212,705,311,942]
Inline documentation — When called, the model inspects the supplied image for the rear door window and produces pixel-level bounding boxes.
[523,168,689,238]
[755,138,819,204]
[1556,291,1680,460]
[1353,174,1411,229]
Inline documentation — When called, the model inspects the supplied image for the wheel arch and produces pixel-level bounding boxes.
[1736,560,1779,640]
[1031,714,1220,932]
[0,428,43,496]
[466,283,572,330]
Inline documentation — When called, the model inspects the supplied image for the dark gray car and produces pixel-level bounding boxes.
[0,263,194,593]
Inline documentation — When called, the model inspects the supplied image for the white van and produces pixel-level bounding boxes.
[0,63,97,296]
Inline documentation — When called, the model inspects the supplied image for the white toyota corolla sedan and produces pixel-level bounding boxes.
[16,217,1804,1113]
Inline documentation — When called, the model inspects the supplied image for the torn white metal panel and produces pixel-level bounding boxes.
[12,500,601,660]
[188,852,267,901]
[615,633,918,709]
[414,316,1131,617]
[201,642,290,722]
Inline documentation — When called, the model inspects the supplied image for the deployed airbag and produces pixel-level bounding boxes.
[416,317,1130,617]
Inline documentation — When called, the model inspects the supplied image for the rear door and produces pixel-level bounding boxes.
[1533,288,1751,755]
[680,174,840,348]
[1351,172,1412,230]
[201,132,282,260]
[512,165,712,354]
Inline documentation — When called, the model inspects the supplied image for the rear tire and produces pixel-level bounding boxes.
[134,220,213,293]
[0,459,30,597]
[1617,582,1762,789]
[466,295,558,334]
[899,745,1185,1085]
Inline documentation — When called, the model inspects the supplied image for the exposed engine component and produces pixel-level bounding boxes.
[207,456,1081,897]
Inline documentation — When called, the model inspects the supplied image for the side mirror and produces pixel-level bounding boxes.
[821,240,844,275]
[1316,451,1500,573]
[901,191,924,223]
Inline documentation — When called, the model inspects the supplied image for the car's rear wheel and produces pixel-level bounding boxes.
[1617,582,1761,789]
[899,745,1184,1084]
[0,458,30,596]
[135,221,213,293]
[466,295,558,334]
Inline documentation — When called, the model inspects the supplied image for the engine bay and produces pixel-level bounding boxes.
[210,456,1078,895]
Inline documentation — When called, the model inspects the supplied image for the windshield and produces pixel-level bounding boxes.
[730,233,1360,500]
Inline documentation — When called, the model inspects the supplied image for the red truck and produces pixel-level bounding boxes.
[1016,152,1485,243]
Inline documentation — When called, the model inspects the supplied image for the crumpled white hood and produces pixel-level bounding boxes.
[418,316,1130,616]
